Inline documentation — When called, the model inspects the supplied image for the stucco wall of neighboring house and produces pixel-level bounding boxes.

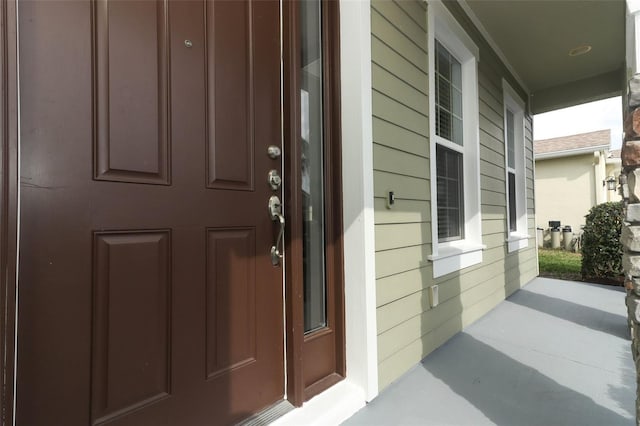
[371,0,538,391]
[535,154,596,231]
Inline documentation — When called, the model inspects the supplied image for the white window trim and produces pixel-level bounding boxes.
[427,0,484,278]
[502,80,530,253]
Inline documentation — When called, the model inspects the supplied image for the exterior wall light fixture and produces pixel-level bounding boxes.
[604,176,617,191]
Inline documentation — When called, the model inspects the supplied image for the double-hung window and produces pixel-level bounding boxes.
[506,109,517,232]
[428,1,483,278]
[435,41,464,242]
[503,80,529,251]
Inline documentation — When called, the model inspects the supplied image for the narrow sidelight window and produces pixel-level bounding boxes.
[300,0,326,333]
[286,0,345,400]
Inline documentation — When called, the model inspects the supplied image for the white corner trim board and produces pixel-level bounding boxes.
[338,0,379,404]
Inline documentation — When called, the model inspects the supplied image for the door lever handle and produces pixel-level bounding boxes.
[270,213,285,266]
[268,196,285,266]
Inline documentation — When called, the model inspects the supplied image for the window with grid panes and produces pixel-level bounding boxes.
[502,80,528,252]
[435,40,464,241]
[506,109,517,232]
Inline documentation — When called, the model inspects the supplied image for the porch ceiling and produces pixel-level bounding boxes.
[462,0,625,114]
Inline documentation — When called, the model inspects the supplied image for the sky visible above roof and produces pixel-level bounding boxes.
[534,129,611,156]
[533,96,622,149]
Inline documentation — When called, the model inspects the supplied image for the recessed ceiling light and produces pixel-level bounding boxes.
[568,44,592,57]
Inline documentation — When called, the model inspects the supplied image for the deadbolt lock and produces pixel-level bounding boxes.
[267,145,281,159]
[268,170,282,190]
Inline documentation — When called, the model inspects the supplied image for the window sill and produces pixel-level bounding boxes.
[506,233,530,253]
[428,242,486,278]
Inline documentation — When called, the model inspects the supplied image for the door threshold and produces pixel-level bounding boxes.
[239,400,295,426]
[272,381,366,426]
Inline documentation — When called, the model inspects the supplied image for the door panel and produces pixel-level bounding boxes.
[205,227,257,379]
[205,0,254,190]
[94,0,170,184]
[17,1,283,425]
[92,231,172,424]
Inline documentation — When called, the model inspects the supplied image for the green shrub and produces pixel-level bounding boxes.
[581,201,624,279]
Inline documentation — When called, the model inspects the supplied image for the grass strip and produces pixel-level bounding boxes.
[538,248,582,281]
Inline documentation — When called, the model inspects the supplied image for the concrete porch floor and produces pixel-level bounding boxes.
[343,277,635,426]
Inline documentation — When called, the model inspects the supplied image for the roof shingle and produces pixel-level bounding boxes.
[534,129,610,156]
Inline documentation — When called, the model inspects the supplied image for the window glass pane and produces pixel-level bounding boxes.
[451,60,462,89]
[452,88,462,117]
[452,117,463,146]
[436,145,464,241]
[437,76,451,111]
[436,41,450,80]
[301,0,326,333]
[435,41,463,146]
[437,106,451,140]
[506,109,515,169]
[508,172,517,232]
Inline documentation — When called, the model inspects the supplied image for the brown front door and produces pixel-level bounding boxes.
[17,1,284,425]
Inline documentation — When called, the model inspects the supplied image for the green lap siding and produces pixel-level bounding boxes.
[371,0,538,391]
